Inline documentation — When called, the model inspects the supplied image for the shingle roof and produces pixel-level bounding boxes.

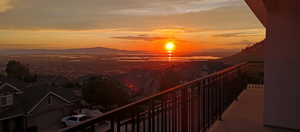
[0,83,22,94]
[0,82,76,120]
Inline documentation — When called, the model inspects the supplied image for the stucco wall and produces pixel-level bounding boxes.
[264,0,300,130]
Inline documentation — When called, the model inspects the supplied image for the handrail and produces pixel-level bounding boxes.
[60,61,263,132]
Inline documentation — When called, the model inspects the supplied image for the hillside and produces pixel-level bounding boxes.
[222,40,264,64]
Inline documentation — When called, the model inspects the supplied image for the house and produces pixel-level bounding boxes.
[0,82,76,132]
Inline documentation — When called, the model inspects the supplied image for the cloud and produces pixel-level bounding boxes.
[0,0,13,13]
[110,0,242,16]
[112,34,167,41]
[0,43,43,49]
[0,0,262,31]
[213,32,259,38]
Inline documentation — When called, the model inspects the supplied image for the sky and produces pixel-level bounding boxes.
[0,0,265,53]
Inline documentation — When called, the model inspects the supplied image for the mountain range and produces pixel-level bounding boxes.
[0,47,141,55]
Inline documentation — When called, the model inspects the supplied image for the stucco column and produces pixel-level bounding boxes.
[264,0,300,130]
[245,0,300,130]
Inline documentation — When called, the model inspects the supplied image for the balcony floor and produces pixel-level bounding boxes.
[209,87,296,132]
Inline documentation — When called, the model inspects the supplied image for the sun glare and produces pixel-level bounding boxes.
[165,41,176,51]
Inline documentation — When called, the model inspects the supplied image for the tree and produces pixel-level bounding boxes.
[5,60,30,80]
[23,73,38,83]
[82,75,130,108]
[159,69,183,91]
[5,60,37,82]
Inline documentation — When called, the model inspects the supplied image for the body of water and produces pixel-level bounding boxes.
[103,56,220,62]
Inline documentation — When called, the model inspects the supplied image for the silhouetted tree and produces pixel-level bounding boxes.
[6,60,30,79]
[63,81,76,88]
[24,74,38,83]
[159,69,183,91]
[82,75,130,108]
[5,60,37,82]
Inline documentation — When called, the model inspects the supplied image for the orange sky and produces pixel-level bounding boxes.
[0,0,265,53]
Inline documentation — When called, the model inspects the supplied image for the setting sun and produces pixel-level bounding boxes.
[165,41,176,51]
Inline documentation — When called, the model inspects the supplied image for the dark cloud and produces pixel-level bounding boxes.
[112,34,167,41]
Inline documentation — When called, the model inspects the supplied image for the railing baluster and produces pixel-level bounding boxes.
[151,100,155,132]
[218,74,223,121]
[163,97,167,132]
[125,122,128,132]
[174,92,178,132]
[142,113,145,132]
[158,103,160,132]
[172,93,176,132]
[148,101,151,132]
[111,117,115,132]
[203,80,206,132]
[131,111,135,132]
[181,88,188,132]
[136,112,140,132]
[199,82,203,132]
[116,116,121,132]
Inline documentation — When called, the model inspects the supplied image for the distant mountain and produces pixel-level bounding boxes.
[184,50,236,58]
[0,47,142,55]
[222,40,265,64]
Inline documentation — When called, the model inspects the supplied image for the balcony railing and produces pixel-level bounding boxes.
[60,61,263,132]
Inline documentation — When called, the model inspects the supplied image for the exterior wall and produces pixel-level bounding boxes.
[27,95,71,132]
[263,0,300,130]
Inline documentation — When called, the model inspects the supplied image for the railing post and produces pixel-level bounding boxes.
[110,117,115,132]
[136,112,140,132]
[151,100,155,132]
[199,81,204,132]
[161,97,166,132]
[202,80,207,132]
[131,110,136,132]
[171,92,177,132]
[181,88,188,132]
[206,78,211,128]
[148,101,152,132]
[219,74,224,121]
[116,115,121,132]
[191,86,200,132]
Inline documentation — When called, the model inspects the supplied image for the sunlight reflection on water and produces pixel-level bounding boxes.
[117,56,220,62]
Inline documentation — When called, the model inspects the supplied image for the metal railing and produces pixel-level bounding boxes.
[60,61,263,132]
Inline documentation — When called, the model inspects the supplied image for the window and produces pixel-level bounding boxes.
[0,95,13,107]
[6,95,13,105]
[79,117,89,121]
[68,117,78,121]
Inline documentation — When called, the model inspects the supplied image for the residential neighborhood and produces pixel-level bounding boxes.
[0,80,79,132]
